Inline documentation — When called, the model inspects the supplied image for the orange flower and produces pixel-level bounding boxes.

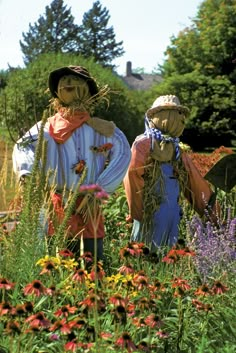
[194,284,212,296]
[192,299,213,312]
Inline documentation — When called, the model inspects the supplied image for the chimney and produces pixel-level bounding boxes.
[126,61,132,76]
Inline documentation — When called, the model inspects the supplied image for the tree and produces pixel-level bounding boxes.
[157,0,236,149]
[78,1,125,68]
[0,53,142,144]
[20,0,79,65]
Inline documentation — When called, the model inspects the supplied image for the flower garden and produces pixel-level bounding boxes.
[0,142,235,353]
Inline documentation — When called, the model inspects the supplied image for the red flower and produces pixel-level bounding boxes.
[162,249,178,263]
[23,280,48,297]
[58,248,74,258]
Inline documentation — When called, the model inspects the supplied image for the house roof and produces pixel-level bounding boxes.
[119,61,163,90]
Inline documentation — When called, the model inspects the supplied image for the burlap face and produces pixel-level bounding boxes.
[150,109,186,137]
[57,75,91,106]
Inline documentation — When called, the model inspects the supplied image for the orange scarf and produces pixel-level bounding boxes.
[47,111,90,143]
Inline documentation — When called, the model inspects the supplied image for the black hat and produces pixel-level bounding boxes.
[48,65,99,97]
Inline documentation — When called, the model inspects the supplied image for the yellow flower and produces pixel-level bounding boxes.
[61,259,78,269]
[105,273,124,284]
[36,255,61,267]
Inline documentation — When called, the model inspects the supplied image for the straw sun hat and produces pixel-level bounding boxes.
[146,95,190,118]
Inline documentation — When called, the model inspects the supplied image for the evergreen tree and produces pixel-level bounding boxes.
[78,1,125,68]
[20,0,80,65]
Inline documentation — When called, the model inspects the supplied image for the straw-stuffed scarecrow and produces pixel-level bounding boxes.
[12,65,131,259]
[124,95,219,250]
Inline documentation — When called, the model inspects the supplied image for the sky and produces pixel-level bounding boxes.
[0,0,203,75]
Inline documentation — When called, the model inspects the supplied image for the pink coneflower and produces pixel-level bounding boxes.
[54,304,77,317]
[156,330,169,338]
[89,263,105,281]
[192,299,213,312]
[25,311,51,328]
[39,260,57,275]
[109,293,127,307]
[49,318,71,334]
[144,314,163,328]
[58,248,74,258]
[72,268,87,282]
[162,249,178,263]
[173,286,186,297]
[46,284,59,296]
[79,251,93,266]
[211,280,229,295]
[23,280,48,297]
[0,277,15,290]
[4,320,21,335]
[23,301,34,313]
[68,316,87,330]
[116,332,137,352]
[11,304,26,317]
[132,316,146,327]
[118,264,134,275]
[172,278,191,291]
[112,305,127,325]
[119,242,144,258]
[194,284,212,296]
[137,341,150,352]
[132,272,149,290]
[79,293,101,310]
[0,301,12,315]
[64,340,78,352]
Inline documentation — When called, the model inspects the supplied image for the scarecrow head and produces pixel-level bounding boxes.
[48,66,99,112]
[146,95,190,138]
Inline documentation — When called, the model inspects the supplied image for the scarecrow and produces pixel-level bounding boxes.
[124,95,220,250]
[12,65,131,259]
